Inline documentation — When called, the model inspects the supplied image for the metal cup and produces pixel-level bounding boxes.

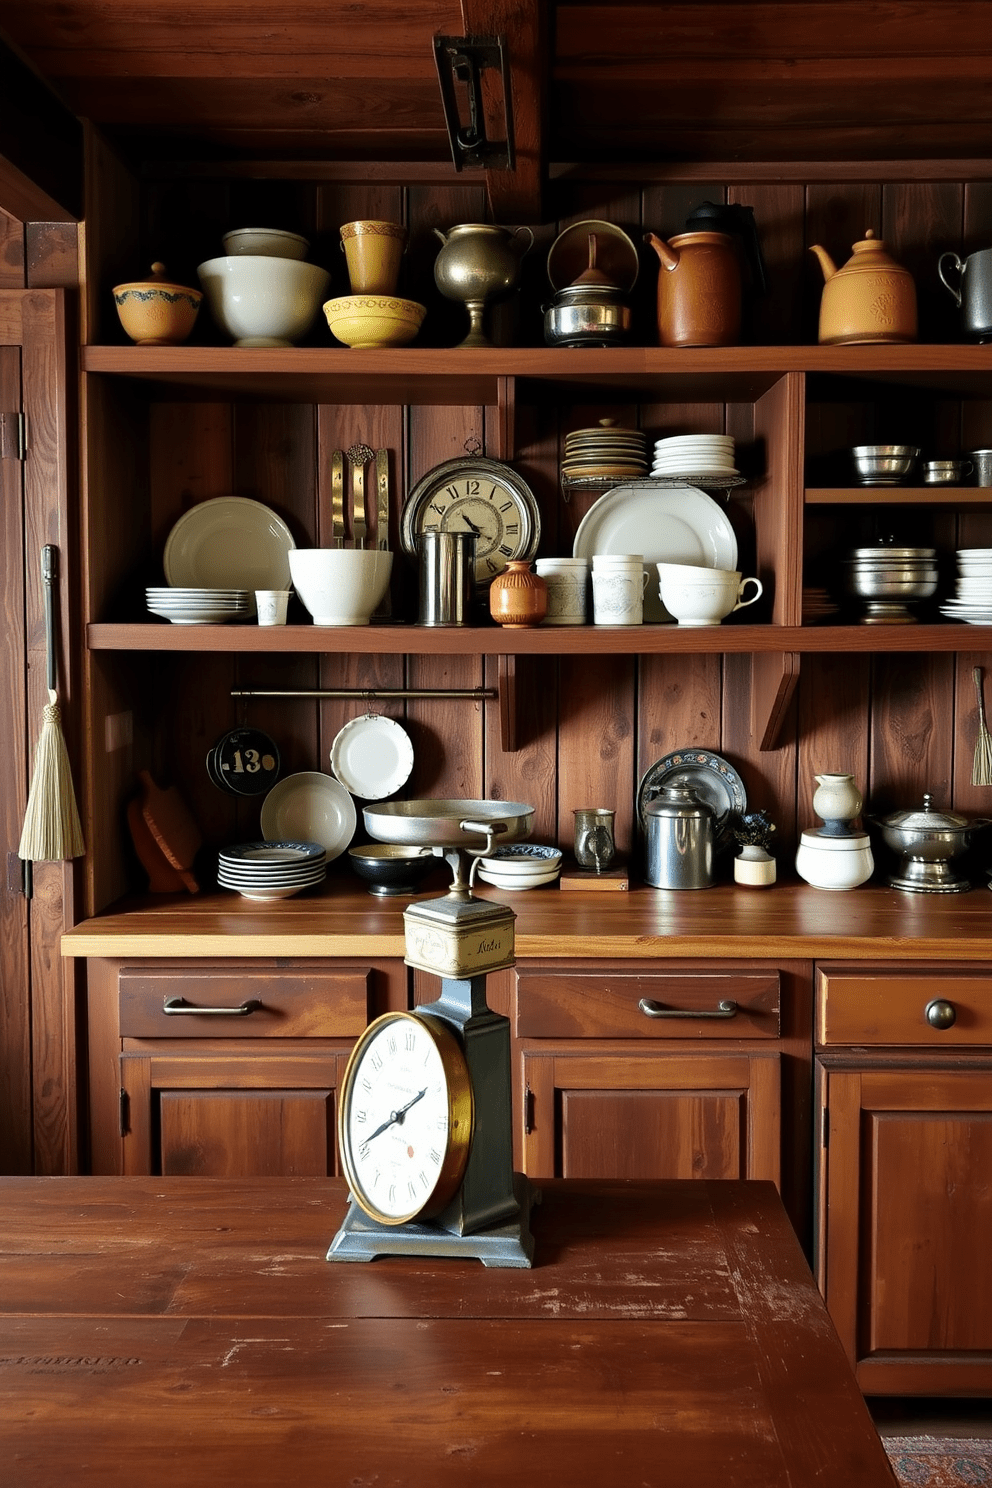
[968,449,992,487]
[417,530,476,625]
[573,807,616,872]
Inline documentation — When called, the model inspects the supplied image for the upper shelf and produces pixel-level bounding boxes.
[80,344,992,405]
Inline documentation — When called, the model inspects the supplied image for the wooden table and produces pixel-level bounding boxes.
[0,1177,895,1487]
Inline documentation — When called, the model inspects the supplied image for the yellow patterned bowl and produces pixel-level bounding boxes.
[112,263,202,345]
[323,294,425,349]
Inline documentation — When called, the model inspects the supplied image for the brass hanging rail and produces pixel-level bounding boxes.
[231,687,496,701]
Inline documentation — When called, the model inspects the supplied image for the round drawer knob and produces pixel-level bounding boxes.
[925,997,957,1030]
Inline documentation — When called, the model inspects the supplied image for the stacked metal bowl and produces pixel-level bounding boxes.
[844,545,938,624]
[850,445,920,486]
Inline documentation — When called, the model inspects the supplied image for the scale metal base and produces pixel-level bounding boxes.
[327,1174,538,1268]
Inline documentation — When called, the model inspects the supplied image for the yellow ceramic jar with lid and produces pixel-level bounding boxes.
[809,230,917,345]
[112,263,202,345]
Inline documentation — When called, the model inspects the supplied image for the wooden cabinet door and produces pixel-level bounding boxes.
[121,1047,353,1177]
[520,1046,780,1185]
[817,1059,992,1395]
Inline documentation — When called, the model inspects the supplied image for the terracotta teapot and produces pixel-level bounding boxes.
[809,230,917,345]
[644,202,766,348]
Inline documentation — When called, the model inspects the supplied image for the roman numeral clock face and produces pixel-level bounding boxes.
[338,1011,473,1226]
[400,456,541,585]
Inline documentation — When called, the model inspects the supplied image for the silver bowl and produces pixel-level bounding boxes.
[844,557,937,623]
[850,445,920,485]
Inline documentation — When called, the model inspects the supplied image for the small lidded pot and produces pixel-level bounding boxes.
[112,262,202,345]
[870,792,990,892]
[795,829,874,890]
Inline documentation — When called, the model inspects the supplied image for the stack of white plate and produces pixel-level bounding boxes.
[940,549,992,623]
[146,586,252,624]
[217,840,327,901]
[561,423,649,482]
[474,843,562,891]
[652,434,738,480]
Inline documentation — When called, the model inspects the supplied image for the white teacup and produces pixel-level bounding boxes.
[592,554,649,625]
[656,561,763,626]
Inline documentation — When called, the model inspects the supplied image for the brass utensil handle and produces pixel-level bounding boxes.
[331,450,345,547]
[638,998,738,1020]
[163,996,263,1017]
[352,461,367,547]
[375,448,389,549]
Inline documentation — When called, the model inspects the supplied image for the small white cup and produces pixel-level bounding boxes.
[255,589,292,626]
[656,562,763,627]
[536,557,589,625]
[592,554,649,625]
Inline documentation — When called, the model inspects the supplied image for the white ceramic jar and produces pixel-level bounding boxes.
[591,553,648,625]
[535,556,589,625]
[795,829,874,890]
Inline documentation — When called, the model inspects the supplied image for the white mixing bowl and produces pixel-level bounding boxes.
[289,548,392,626]
[197,255,331,346]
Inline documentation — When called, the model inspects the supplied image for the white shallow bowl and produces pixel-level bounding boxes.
[476,867,560,890]
[197,255,331,346]
[289,547,393,626]
[222,228,310,260]
[480,845,562,873]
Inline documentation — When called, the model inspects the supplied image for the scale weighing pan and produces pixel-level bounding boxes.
[364,799,534,849]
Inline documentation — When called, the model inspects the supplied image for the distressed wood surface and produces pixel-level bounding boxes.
[0,1177,895,1487]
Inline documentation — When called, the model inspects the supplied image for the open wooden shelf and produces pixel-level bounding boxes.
[807,487,991,505]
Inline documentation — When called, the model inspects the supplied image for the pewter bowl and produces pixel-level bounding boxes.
[851,445,920,485]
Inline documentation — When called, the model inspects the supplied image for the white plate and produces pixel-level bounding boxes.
[260,772,357,859]
[476,867,560,889]
[164,496,296,590]
[222,881,324,901]
[573,483,737,622]
[220,840,326,865]
[939,607,992,623]
[330,715,414,800]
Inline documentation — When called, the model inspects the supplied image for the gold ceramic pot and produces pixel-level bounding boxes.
[488,560,547,628]
[809,230,917,345]
[112,262,202,345]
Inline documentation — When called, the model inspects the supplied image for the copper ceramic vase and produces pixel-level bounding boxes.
[488,560,547,628]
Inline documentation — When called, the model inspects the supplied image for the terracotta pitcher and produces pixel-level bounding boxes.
[644,230,743,347]
[809,229,917,344]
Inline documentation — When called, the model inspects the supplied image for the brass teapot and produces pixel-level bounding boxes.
[809,229,917,345]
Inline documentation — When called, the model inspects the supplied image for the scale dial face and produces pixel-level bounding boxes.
[338,1011,473,1226]
[400,456,541,585]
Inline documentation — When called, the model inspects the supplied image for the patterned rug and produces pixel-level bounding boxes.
[883,1436,992,1486]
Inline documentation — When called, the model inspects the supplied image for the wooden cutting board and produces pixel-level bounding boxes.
[135,769,201,893]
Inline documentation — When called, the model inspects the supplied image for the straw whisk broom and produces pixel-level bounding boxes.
[18,545,85,862]
[972,666,992,787]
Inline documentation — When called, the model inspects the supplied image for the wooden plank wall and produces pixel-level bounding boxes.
[88,171,992,904]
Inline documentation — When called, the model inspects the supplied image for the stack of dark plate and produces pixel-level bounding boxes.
[561,422,648,484]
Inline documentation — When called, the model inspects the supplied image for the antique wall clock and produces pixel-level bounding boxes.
[399,455,541,585]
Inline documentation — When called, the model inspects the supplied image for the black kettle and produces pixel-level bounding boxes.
[683,201,768,297]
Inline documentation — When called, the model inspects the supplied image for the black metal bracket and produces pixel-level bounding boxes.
[433,34,515,172]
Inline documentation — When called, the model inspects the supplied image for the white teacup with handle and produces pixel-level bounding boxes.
[656,561,763,626]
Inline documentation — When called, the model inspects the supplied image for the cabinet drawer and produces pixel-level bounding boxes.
[515,968,780,1039]
[817,966,992,1046]
[119,965,371,1039]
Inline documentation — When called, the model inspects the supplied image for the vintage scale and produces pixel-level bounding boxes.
[327,799,537,1268]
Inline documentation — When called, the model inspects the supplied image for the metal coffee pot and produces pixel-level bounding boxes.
[643,785,715,889]
[938,246,992,343]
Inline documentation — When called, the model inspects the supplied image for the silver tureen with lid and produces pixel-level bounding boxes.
[870,792,990,892]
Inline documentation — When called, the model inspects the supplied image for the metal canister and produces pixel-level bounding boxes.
[643,785,715,888]
[417,530,476,625]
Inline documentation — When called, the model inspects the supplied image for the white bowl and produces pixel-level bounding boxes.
[289,547,393,626]
[197,255,331,346]
[221,228,310,260]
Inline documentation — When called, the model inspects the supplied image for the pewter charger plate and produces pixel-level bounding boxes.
[637,750,747,845]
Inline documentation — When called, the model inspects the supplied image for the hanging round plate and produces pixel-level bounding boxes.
[329,715,414,800]
[209,727,281,797]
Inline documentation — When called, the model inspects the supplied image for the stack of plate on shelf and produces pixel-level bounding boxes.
[217,840,327,901]
[146,586,252,624]
[652,434,739,481]
[474,843,562,891]
[561,422,649,482]
[939,548,992,624]
[802,585,840,623]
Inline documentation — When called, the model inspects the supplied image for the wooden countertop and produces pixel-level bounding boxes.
[0,1176,896,1487]
[62,880,992,960]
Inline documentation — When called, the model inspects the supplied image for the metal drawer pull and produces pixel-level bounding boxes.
[638,997,738,1020]
[925,998,957,1030]
[163,996,263,1017]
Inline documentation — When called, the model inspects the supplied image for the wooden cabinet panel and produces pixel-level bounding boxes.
[121,1048,351,1177]
[817,964,992,1046]
[515,967,780,1039]
[158,1090,334,1178]
[817,1058,992,1395]
[119,964,371,1039]
[520,1047,780,1187]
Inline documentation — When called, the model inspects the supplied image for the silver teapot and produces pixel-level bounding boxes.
[643,785,715,889]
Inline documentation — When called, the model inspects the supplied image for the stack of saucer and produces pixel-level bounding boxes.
[147,586,252,624]
[217,840,327,900]
[802,585,840,624]
[562,422,649,482]
[652,434,738,481]
[474,843,562,891]
[940,548,992,623]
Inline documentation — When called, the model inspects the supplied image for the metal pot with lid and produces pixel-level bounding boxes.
[869,792,991,892]
[643,785,715,889]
